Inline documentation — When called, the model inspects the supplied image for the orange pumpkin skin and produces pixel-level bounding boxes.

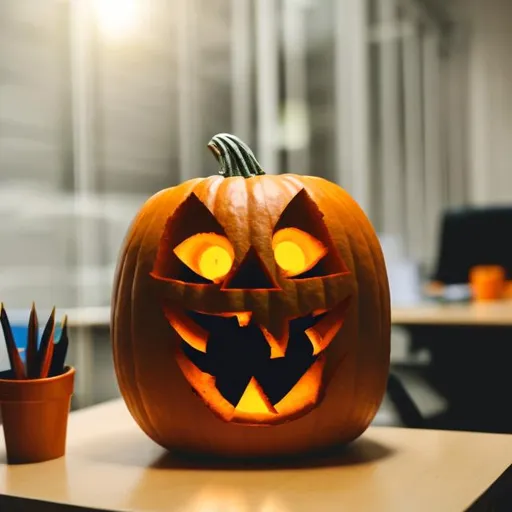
[111,135,390,458]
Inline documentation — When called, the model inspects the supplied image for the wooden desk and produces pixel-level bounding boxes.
[392,299,512,327]
[1,399,511,512]
[391,300,512,433]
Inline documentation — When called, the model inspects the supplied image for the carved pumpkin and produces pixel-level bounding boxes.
[112,133,390,457]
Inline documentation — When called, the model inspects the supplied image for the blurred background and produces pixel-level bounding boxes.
[1,0,511,427]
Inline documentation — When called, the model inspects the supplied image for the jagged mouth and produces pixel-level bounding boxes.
[164,298,350,425]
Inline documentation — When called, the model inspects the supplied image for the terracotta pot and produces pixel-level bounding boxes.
[0,366,75,464]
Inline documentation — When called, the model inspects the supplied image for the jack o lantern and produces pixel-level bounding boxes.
[112,133,390,457]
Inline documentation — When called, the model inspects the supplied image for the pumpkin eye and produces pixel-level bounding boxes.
[272,228,327,277]
[174,233,234,283]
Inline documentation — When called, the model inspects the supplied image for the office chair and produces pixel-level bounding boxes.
[386,373,425,428]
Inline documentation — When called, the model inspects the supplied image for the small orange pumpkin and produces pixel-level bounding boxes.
[111,133,390,457]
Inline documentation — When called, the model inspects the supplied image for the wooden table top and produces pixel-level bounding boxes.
[392,299,512,326]
[1,399,511,512]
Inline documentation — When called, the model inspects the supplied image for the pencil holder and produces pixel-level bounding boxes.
[0,303,74,464]
[0,367,75,464]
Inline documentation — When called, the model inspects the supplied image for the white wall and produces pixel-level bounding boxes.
[0,0,68,186]
[465,0,512,205]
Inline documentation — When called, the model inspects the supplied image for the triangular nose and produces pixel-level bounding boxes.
[222,247,280,290]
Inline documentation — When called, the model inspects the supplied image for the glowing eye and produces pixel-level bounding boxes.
[272,228,327,277]
[274,241,306,275]
[174,233,234,283]
[198,245,232,281]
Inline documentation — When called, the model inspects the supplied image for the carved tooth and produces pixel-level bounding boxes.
[305,298,351,355]
[235,312,252,327]
[194,310,252,327]
[274,356,325,416]
[260,325,288,358]
[235,378,277,415]
[163,307,209,353]
[305,317,343,355]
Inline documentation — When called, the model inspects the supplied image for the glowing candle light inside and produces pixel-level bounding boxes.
[198,246,233,282]
[274,240,306,275]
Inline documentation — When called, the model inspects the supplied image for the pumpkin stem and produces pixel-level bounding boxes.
[208,133,266,178]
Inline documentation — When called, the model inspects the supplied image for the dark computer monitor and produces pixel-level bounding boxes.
[432,206,512,285]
